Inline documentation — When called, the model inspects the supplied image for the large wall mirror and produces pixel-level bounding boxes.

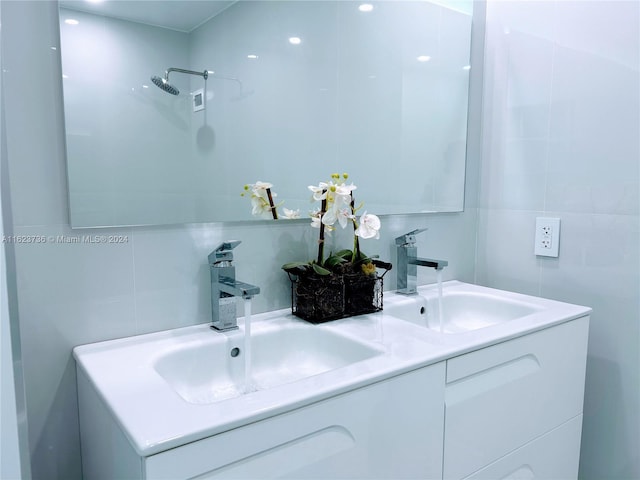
[59,0,473,228]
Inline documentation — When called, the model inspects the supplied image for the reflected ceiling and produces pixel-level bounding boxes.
[59,0,236,32]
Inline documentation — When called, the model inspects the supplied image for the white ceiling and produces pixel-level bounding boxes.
[59,0,236,33]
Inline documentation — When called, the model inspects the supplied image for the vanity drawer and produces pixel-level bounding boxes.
[463,415,583,480]
[144,364,446,480]
[443,316,589,480]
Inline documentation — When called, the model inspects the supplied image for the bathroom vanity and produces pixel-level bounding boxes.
[74,281,590,479]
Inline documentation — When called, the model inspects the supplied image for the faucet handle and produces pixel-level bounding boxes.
[395,228,427,246]
[208,240,241,264]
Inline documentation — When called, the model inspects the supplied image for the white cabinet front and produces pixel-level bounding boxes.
[462,415,583,480]
[443,317,589,479]
[144,364,446,480]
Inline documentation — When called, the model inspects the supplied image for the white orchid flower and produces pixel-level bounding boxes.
[244,182,275,215]
[324,181,352,206]
[310,209,322,228]
[251,181,273,193]
[251,196,271,216]
[335,183,357,197]
[336,207,355,228]
[355,212,381,239]
[336,193,355,227]
[322,203,354,228]
[322,188,355,228]
[308,182,328,201]
[283,208,300,219]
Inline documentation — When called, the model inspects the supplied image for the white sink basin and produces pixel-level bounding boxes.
[73,281,590,456]
[154,323,382,404]
[384,284,544,334]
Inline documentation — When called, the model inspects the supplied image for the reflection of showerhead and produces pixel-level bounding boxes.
[151,75,179,95]
[150,68,209,96]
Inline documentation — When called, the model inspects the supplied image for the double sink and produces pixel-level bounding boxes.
[73,280,589,455]
[155,282,544,405]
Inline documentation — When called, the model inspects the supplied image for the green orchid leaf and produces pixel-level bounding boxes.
[281,262,310,275]
[354,252,379,265]
[324,255,347,268]
[334,249,353,259]
[282,261,307,270]
[312,263,332,276]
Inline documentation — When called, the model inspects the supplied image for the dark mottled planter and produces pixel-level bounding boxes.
[290,273,383,323]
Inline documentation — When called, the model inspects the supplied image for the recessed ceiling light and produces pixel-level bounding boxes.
[247,54,259,59]
[417,55,431,62]
[289,37,302,45]
[65,19,79,25]
[359,4,374,12]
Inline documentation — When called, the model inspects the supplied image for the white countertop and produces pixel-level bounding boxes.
[73,281,591,456]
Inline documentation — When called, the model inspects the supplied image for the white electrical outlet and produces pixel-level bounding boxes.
[535,217,560,257]
[192,88,205,112]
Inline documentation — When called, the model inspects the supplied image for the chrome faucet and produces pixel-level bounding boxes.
[208,240,260,331]
[395,229,448,295]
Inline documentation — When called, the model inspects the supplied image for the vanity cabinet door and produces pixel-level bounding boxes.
[443,317,589,480]
[144,363,446,480]
[463,415,583,480]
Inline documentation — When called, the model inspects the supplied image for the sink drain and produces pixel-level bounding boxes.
[230,347,241,357]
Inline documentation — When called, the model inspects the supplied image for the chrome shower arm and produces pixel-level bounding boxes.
[152,67,210,95]
[165,68,208,81]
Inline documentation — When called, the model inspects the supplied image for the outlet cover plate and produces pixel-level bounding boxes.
[535,217,560,257]
[192,88,205,112]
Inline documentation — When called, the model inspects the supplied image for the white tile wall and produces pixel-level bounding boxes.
[478,1,639,479]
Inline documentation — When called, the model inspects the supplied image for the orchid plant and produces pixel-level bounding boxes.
[283,173,383,277]
[241,181,300,220]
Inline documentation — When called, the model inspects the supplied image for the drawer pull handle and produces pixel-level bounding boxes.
[500,464,535,480]
[200,426,355,478]
[446,354,540,405]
